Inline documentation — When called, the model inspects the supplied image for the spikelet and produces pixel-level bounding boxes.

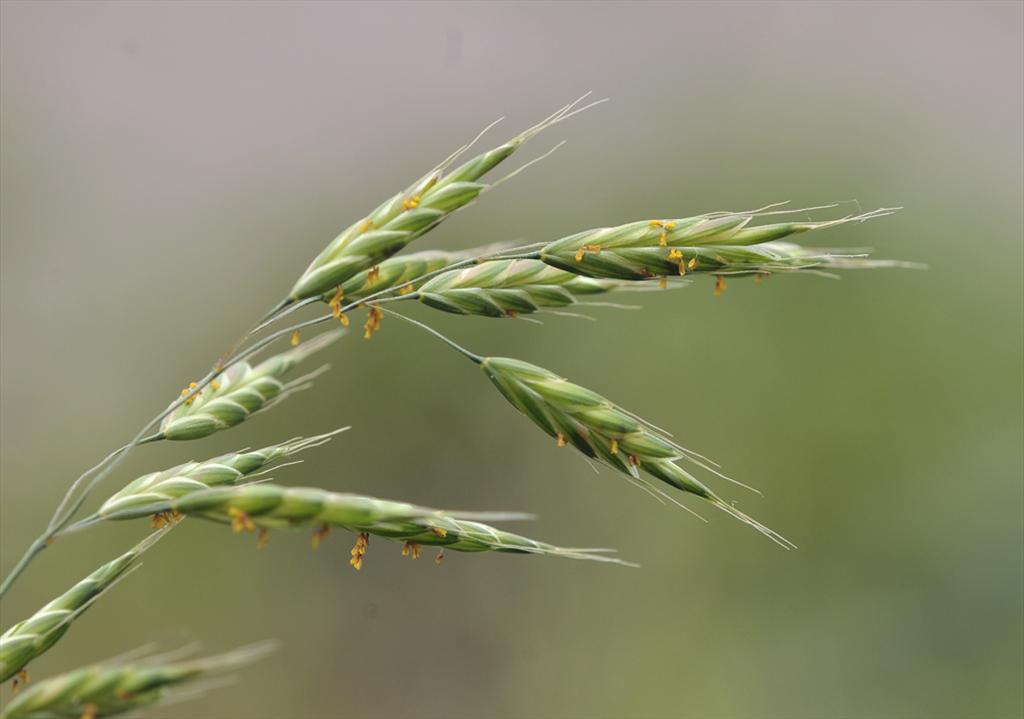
[288,96,599,301]
[415,259,642,318]
[480,356,794,548]
[157,330,342,441]
[0,642,275,719]
[540,207,904,285]
[95,484,634,567]
[0,531,166,683]
[97,430,347,517]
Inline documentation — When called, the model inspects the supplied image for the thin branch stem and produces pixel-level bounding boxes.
[376,306,482,364]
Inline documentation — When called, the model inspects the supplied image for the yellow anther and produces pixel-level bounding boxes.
[687,257,698,270]
[667,249,683,261]
[290,330,301,346]
[610,438,619,455]
[403,195,421,210]
[399,284,415,295]
[714,276,727,297]
[350,532,370,570]
[359,218,374,233]
[363,306,384,340]
[557,433,567,447]
[257,527,269,550]
[367,265,381,285]
[81,703,98,719]
[429,526,448,538]
[150,511,183,529]
[12,669,29,694]
[211,379,221,391]
[180,381,200,405]
[574,244,602,262]
[228,507,255,534]
[402,541,422,560]
[651,220,675,245]
[659,276,668,289]
[311,524,330,550]
[435,549,445,566]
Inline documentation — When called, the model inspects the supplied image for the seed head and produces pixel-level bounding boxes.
[0,531,166,683]
[98,430,347,518]
[0,643,275,719]
[288,97,599,301]
[96,484,634,566]
[479,356,794,548]
[158,330,341,441]
[540,207,903,285]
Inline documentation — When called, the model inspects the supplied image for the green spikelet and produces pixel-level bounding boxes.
[97,430,346,517]
[540,207,903,285]
[95,484,633,567]
[288,97,596,301]
[157,330,341,441]
[416,259,631,318]
[0,643,274,719]
[480,356,795,548]
[0,532,165,683]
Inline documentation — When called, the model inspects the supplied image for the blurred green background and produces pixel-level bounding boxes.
[1,2,1021,718]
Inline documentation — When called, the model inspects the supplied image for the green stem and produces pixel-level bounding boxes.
[376,306,483,364]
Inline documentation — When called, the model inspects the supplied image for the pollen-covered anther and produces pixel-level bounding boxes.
[367,265,381,285]
[610,438,619,455]
[290,330,301,346]
[556,433,567,447]
[429,526,448,538]
[228,507,255,534]
[349,532,370,571]
[435,549,445,566]
[687,257,698,271]
[80,703,99,719]
[257,527,270,550]
[659,276,668,289]
[667,248,686,276]
[11,669,29,694]
[359,218,374,233]
[574,244,602,262]
[402,541,422,560]
[329,287,349,326]
[180,381,199,405]
[363,306,384,340]
[311,524,330,550]
[211,379,222,391]
[650,220,675,246]
[398,284,415,296]
[714,276,727,297]
[403,195,421,210]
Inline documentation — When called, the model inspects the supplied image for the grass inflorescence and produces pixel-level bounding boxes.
[0,94,911,715]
